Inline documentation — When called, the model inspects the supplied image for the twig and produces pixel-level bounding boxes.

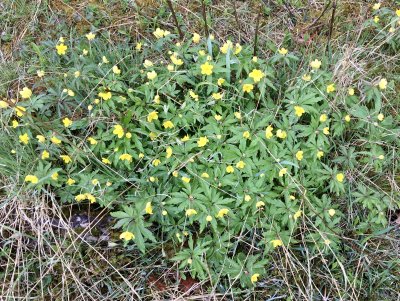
[253,6,262,57]
[326,0,337,54]
[166,0,184,40]
[201,0,209,37]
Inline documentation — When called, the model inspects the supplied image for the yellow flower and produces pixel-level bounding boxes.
[374,16,379,23]
[19,133,29,145]
[348,88,355,96]
[75,194,86,202]
[138,153,144,159]
[214,114,222,121]
[206,215,213,222]
[170,53,183,66]
[389,27,395,33]
[326,84,335,93]
[147,111,159,122]
[323,127,330,135]
[198,50,206,56]
[82,49,88,55]
[378,78,387,90]
[136,42,142,51]
[192,32,201,43]
[189,90,199,101]
[200,62,214,76]
[236,161,245,169]
[212,92,222,100]
[112,65,121,74]
[296,150,303,161]
[243,131,250,139]
[56,43,67,55]
[15,106,26,117]
[328,209,336,216]
[230,43,240,54]
[162,210,168,216]
[59,37,65,43]
[86,32,96,40]
[145,202,153,214]
[182,177,191,183]
[60,155,72,164]
[153,28,169,39]
[36,135,45,143]
[276,129,287,139]
[163,120,174,129]
[289,195,296,200]
[19,87,32,99]
[317,151,324,159]
[25,175,39,184]
[249,69,265,83]
[293,210,302,220]
[62,117,73,128]
[217,78,225,86]
[186,208,197,217]
[181,135,190,142]
[149,176,156,182]
[233,112,242,119]
[167,64,174,71]
[244,195,251,202]
[220,40,233,54]
[336,173,344,182]
[278,47,288,55]
[120,231,135,241]
[51,136,62,144]
[73,70,80,78]
[101,56,109,64]
[41,150,49,160]
[172,170,178,177]
[243,84,254,93]
[86,194,96,203]
[279,168,287,177]
[294,106,305,117]
[265,125,274,139]
[256,201,265,208]
[119,153,133,162]
[216,208,229,218]
[302,74,311,81]
[320,114,328,122]
[345,114,351,122]
[51,172,59,180]
[271,239,283,248]
[372,3,381,10]
[66,178,76,186]
[152,159,161,166]
[147,71,157,80]
[0,100,9,108]
[143,60,153,68]
[113,124,124,138]
[166,147,173,159]
[377,113,384,121]
[149,132,157,140]
[201,172,209,178]
[98,91,112,100]
[197,136,209,147]
[251,273,260,284]
[310,59,322,69]
[92,179,99,185]
[252,56,257,62]
[87,137,97,145]
[102,158,111,165]
[226,165,234,173]
[12,120,19,128]
[396,9,400,17]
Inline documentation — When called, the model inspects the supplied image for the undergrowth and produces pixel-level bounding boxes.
[1,1,399,300]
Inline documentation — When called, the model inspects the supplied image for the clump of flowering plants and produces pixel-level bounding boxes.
[2,21,399,286]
